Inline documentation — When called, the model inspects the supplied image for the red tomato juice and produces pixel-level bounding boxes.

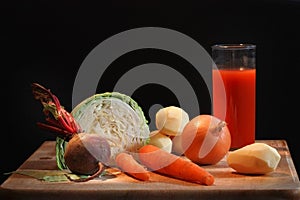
[212,68,256,149]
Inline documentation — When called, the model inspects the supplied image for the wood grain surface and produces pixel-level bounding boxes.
[1,140,300,200]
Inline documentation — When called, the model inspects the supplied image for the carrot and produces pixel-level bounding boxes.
[115,152,150,181]
[138,144,214,186]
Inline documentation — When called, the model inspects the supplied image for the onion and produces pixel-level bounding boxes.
[181,114,231,165]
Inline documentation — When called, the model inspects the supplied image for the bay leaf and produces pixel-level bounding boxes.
[4,170,86,182]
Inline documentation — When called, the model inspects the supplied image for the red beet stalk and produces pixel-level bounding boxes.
[31,83,81,140]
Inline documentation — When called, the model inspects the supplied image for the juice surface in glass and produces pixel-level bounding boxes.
[213,68,256,149]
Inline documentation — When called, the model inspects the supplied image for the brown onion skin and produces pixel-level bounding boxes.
[181,114,231,165]
[64,133,111,175]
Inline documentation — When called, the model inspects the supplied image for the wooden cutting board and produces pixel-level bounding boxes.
[1,140,300,200]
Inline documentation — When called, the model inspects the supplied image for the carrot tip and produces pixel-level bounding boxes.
[204,175,214,186]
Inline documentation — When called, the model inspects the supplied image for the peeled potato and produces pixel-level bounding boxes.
[171,134,184,155]
[155,106,189,136]
[149,130,173,153]
[227,143,281,174]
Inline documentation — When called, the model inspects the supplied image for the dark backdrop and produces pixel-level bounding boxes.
[2,0,300,184]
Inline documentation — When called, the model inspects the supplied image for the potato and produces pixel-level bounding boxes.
[171,135,184,155]
[227,143,281,174]
[155,106,189,136]
[149,130,173,153]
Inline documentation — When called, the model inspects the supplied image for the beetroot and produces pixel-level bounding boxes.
[64,133,111,175]
[32,83,111,181]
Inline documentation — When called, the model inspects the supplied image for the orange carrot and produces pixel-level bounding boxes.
[115,152,150,181]
[138,144,214,186]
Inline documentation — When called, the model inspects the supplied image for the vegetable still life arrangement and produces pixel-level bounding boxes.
[10,82,281,186]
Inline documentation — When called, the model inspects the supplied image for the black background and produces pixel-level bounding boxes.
[2,0,300,184]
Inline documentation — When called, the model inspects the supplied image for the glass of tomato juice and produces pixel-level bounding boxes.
[212,44,256,149]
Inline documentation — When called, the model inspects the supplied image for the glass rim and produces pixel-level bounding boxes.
[212,43,256,50]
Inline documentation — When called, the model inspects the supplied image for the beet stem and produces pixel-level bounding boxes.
[37,122,73,140]
[32,82,81,137]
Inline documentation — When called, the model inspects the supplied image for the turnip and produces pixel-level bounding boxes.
[32,83,111,181]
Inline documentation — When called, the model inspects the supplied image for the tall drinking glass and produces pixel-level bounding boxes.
[212,44,256,149]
